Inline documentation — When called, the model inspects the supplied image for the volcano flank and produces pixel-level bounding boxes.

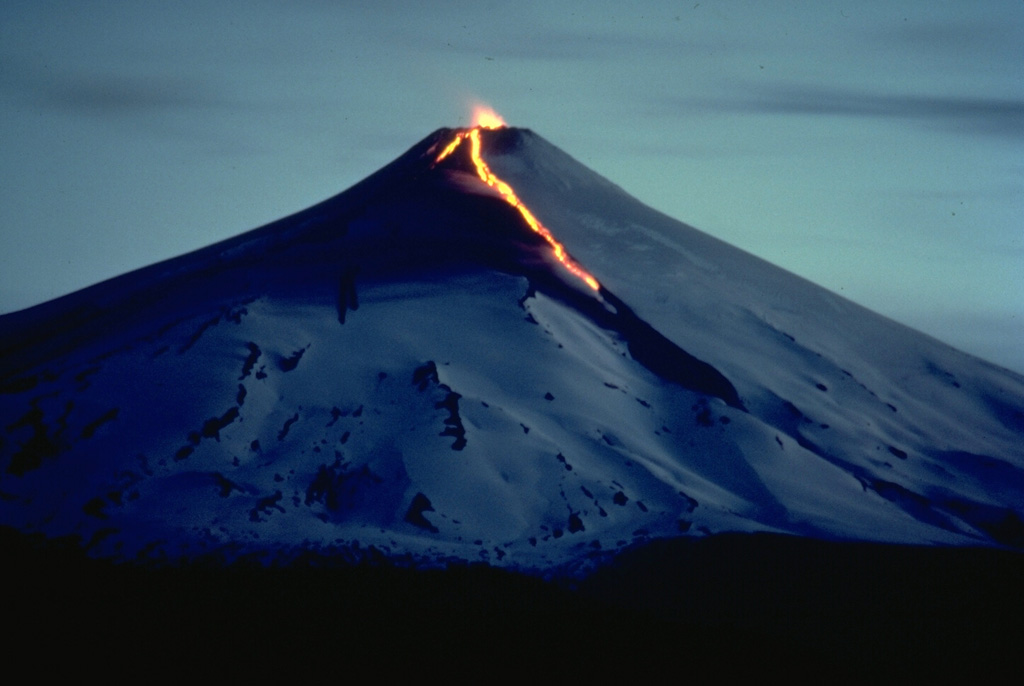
[1,125,1023,575]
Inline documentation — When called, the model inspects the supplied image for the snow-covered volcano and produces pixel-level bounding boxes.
[2,126,1022,569]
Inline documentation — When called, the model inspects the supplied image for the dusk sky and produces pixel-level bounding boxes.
[1,1,1021,373]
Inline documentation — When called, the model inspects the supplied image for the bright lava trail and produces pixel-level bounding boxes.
[434,108,601,292]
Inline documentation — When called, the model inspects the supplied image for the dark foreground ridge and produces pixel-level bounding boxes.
[4,525,1020,678]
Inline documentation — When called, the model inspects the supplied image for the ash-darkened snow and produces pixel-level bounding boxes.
[1,125,1023,568]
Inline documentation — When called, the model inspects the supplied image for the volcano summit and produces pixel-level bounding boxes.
[1,124,1023,571]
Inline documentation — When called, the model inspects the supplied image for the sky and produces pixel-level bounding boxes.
[1,1,1021,373]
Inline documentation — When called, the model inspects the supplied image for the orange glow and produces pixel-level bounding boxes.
[434,135,464,163]
[472,106,507,129]
[432,119,600,292]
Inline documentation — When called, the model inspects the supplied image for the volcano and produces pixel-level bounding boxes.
[5,123,1024,675]
[2,124,1023,573]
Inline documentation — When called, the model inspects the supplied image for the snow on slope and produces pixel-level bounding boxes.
[1,126,1022,569]
[486,128,1024,545]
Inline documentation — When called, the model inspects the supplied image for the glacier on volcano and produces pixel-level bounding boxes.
[1,124,1022,569]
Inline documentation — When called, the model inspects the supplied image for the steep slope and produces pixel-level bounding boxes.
[1,126,1022,569]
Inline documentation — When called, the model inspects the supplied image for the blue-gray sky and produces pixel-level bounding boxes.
[2,1,1022,373]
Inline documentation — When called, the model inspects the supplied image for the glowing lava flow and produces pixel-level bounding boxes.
[434,117,600,292]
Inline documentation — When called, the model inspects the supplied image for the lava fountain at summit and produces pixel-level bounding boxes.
[472,105,506,129]
[434,108,600,292]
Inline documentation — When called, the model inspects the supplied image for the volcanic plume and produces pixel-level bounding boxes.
[1,115,1022,571]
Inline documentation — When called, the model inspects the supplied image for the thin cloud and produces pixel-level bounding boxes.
[687,85,1024,138]
[1,56,232,116]
[871,17,1022,60]
[43,74,223,114]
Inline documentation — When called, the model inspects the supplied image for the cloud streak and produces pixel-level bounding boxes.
[0,57,232,116]
[687,85,1024,138]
